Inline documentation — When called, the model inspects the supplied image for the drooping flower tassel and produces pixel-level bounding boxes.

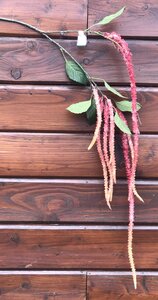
[118,109,143,288]
[88,86,102,150]
[122,132,131,181]
[88,87,110,207]
[121,131,136,288]
[108,99,116,182]
[104,32,139,191]
[119,111,143,202]
[103,103,110,169]
[97,126,110,209]
[103,102,111,206]
[107,98,116,203]
[128,191,137,289]
[103,34,141,288]
[102,98,116,205]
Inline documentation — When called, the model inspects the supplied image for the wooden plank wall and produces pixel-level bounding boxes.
[0,0,157,299]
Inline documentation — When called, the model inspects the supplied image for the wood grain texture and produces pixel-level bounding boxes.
[0,0,87,36]
[0,85,157,133]
[88,0,158,37]
[0,226,157,269]
[0,38,157,84]
[87,272,158,299]
[0,133,156,178]
[0,0,157,296]
[0,273,86,299]
[0,179,156,224]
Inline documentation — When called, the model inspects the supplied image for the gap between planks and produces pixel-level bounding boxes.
[0,270,157,276]
[0,225,157,230]
[0,178,157,184]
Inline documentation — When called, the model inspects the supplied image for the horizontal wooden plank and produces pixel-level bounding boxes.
[0,271,158,300]
[0,85,91,132]
[0,39,157,84]
[0,133,156,178]
[0,179,157,224]
[87,272,158,299]
[0,272,86,299]
[0,86,157,133]
[0,226,157,269]
[0,0,87,36]
[88,0,158,37]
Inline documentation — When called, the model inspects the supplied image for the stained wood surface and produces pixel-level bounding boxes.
[0,1,157,297]
[0,0,157,38]
[0,271,157,300]
[0,38,157,84]
[0,0,87,36]
[0,133,156,178]
[0,86,157,133]
[0,226,157,269]
[87,272,158,299]
[0,179,156,224]
[0,272,86,300]
[88,0,158,37]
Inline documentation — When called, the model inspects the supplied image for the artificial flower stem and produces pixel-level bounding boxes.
[0,17,91,84]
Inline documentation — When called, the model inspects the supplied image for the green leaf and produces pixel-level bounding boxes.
[116,101,141,112]
[97,6,125,26]
[114,112,131,134]
[65,60,88,85]
[86,98,96,125]
[67,100,91,114]
[104,81,126,98]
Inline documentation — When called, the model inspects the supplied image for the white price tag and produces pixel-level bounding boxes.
[77,31,87,47]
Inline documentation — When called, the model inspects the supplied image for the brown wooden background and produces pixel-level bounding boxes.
[0,0,157,299]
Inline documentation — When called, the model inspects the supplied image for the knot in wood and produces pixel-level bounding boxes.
[11,68,22,80]
[10,232,20,245]
[83,58,90,65]
[27,40,37,51]
[21,281,31,289]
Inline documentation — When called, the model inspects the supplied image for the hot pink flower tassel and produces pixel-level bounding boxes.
[104,33,141,288]
[104,32,139,185]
